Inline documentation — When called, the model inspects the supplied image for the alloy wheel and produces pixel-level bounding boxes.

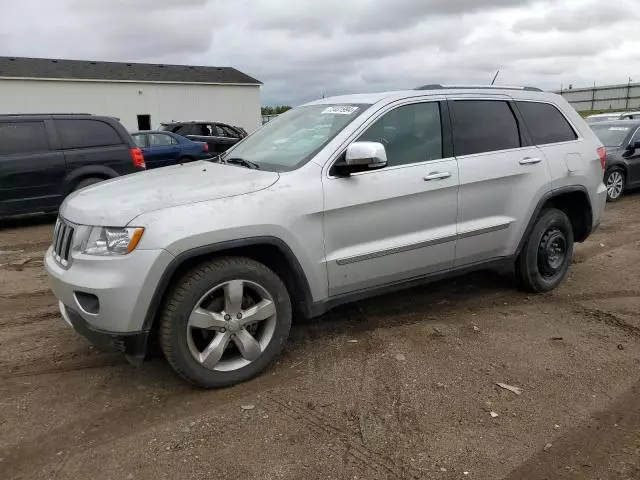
[186,279,277,372]
[606,171,624,200]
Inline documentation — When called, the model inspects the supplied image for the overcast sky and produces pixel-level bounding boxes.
[1,0,638,105]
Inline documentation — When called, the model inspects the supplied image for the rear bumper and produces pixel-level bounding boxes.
[593,182,607,231]
[59,301,148,361]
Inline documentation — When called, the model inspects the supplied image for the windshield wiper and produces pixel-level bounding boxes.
[224,157,260,169]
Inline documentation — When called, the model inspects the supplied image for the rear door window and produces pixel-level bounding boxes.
[0,121,50,155]
[516,101,577,144]
[148,133,175,146]
[132,134,147,148]
[451,100,521,156]
[56,119,122,149]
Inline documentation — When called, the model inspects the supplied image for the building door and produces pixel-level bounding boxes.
[137,115,151,131]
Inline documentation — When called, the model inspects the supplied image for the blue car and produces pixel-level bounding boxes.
[131,131,210,169]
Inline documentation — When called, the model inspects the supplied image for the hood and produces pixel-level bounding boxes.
[60,161,279,226]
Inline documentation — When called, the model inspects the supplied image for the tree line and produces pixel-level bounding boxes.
[261,106,292,115]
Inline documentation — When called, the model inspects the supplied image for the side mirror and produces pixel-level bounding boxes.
[346,141,387,167]
[627,141,640,151]
[332,141,388,176]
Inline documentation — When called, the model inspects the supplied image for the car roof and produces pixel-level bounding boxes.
[303,85,557,107]
[590,120,640,127]
[586,112,625,118]
[132,130,177,134]
[161,121,222,125]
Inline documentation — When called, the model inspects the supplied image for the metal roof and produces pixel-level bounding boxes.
[0,56,262,85]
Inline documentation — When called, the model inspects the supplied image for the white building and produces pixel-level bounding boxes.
[0,56,262,132]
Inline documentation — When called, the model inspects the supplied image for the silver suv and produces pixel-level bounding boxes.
[45,85,607,388]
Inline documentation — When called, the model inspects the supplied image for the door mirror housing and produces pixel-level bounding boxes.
[627,141,640,151]
[333,141,388,176]
[346,141,388,168]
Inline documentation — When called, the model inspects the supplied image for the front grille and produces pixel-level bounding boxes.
[52,218,75,267]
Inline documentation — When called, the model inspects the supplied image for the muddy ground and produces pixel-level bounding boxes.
[1,195,640,480]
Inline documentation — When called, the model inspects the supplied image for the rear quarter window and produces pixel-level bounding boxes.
[0,121,50,155]
[516,101,577,145]
[56,119,122,149]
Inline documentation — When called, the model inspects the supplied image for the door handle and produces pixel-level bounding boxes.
[423,171,451,181]
[519,157,541,165]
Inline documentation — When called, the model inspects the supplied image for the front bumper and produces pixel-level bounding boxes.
[59,301,149,360]
[45,246,175,336]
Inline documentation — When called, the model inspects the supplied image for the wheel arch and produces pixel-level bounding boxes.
[516,186,593,256]
[64,166,119,194]
[142,237,315,335]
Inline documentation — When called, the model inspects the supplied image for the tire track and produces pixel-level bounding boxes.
[262,394,424,480]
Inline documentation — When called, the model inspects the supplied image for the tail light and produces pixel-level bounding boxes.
[130,147,146,169]
[597,146,606,170]
[203,143,209,153]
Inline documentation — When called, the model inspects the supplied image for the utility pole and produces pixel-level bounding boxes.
[625,77,632,109]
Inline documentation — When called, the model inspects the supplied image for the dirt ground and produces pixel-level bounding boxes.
[1,195,640,480]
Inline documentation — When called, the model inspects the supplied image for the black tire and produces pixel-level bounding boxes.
[515,208,574,293]
[72,177,104,192]
[159,257,292,388]
[604,167,625,202]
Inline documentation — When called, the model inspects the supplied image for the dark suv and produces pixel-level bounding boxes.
[0,114,145,217]
[159,121,247,154]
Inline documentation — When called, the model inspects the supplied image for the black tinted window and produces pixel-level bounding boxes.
[516,101,577,144]
[222,126,239,138]
[452,100,520,156]
[56,119,122,149]
[358,102,442,166]
[0,122,50,155]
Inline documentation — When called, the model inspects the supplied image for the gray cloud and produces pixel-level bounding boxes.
[1,0,639,106]
[514,0,637,32]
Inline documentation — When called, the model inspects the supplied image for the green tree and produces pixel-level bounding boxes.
[261,105,292,115]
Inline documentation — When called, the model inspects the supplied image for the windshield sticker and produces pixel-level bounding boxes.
[608,127,630,131]
[321,106,359,115]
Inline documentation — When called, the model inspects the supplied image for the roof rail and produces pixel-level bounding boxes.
[0,112,92,116]
[415,84,543,92]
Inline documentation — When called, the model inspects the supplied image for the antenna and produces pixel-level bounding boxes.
[491,70,500,85]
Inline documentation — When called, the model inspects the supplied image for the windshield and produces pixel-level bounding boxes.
[222,104,369,171]
[591,124,632,146]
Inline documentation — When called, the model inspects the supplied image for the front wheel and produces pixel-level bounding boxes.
[604,168,625,202]
[516,208,574,293]
[159,257,292,388]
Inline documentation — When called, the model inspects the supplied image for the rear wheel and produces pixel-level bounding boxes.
[516,208,574,292]
[72,177,104,192]
[159,257,292,388]
[604,168,625,202]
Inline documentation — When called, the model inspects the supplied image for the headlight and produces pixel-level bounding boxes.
[82,227,144,256]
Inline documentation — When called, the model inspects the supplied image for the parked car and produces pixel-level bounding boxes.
[131,131,210,169]
[619,111,640,120]
[590,120,640,201]
[46,85,606,388]
[586,111,640,123]
[0,113,145,217]
[159,121,247,154]
[585,112,627,124]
